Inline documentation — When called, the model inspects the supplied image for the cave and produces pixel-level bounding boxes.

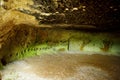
[0,0,120,80]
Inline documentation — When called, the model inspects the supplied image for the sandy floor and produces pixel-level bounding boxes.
[1,53,120,80]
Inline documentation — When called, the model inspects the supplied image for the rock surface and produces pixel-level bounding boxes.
[1,0,120,29]
[0,0,120,69]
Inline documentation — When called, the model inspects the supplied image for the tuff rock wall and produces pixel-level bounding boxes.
[0,22,120,67]
[0,0,120,68]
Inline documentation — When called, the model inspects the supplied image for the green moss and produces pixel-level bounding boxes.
[3,30,120,63]
[7,41,68,62]
[0,62,3,70]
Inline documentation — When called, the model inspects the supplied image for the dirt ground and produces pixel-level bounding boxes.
[1,53,120,80]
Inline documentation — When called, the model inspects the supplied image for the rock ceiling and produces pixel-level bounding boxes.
[0,0,120,29]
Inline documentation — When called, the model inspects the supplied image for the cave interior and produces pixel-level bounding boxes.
[0,0,120,80]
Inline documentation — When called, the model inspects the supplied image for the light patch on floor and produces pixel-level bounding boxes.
[73,66,112,80]
[1,61,111,80]
[1,54,117,80]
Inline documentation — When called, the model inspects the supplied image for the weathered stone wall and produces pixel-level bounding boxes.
[0,23,120,66]
[0,0,120,68]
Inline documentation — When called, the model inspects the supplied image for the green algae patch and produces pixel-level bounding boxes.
[6,41,68,62]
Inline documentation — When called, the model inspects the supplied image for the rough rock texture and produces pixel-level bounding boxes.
[33,0,120,28]
[0,21,120,66]
[1,0,120,29]
[0,0,120,68]
[0,0,120,79]
[0,3,38,66]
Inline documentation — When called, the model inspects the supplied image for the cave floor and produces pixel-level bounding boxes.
[1,53,120,80]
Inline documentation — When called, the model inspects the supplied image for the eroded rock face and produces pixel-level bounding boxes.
[0,10,36,66]
[0,22,120,66]
[0,0,120,67]
[0,0,120,79]
[0,23,36,64]
[1,0,120,28]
